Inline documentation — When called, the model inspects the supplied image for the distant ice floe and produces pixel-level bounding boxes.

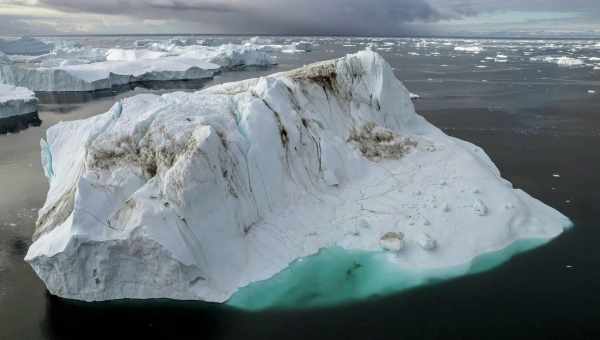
[530,56,586,67]
[454,46,484,53]
[0,37,52,56]
[0,84,38,119]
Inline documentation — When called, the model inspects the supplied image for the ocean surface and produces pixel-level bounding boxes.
[1,35,600,339]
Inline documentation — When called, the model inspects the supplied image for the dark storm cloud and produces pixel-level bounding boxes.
[432,0,600,15]
[4,0,600,34]
[32,0,446,35]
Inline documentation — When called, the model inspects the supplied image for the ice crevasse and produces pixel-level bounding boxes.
[26,50,571,308]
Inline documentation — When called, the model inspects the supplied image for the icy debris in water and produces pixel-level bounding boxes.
[588,90,596,94]
[565,265,574,269]
[409,92,421,100]
[473,199,488,216]
[416,233,437,251]
[553,173,561,178]
[323,169,339,187]
[348,122,417,161]
[379,232,405,252]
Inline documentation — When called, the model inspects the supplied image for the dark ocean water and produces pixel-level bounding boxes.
[1,36,599,339]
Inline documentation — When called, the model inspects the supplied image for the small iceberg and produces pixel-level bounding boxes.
[0,83,39,133]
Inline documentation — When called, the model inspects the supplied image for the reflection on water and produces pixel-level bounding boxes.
[0,112,42,134]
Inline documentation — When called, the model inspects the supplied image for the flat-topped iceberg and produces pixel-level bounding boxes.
[0,84,38,119]
[0,43,274,92]
[26,50,571,306]
[0,57,220,92]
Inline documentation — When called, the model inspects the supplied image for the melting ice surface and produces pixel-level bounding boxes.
[228,239,548,310]
[25,50,571,309]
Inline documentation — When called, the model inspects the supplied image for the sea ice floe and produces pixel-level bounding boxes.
[454,46,483,53]
[530,56,585,67]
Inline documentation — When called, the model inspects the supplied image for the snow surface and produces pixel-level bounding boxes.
[0,84,38,119]
[26,50,571,304]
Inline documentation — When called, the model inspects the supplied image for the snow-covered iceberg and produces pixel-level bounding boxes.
[0,84,38,119]
[0,37,52,56]
[26,50,571,305]
[0,43,274,92]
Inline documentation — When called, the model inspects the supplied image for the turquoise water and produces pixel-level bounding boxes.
[227,239,548,311]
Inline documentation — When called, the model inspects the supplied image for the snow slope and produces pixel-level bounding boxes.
[26,50,571,304]
[0,84,38,119]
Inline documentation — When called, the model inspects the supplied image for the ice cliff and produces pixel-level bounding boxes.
[0,44,274,92]
[26,50,571,304]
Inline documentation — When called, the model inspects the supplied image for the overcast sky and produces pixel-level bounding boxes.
[0,0,599,36]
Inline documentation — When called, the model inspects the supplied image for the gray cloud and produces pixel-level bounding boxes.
[30,0,445,35]
[2,0,600,35]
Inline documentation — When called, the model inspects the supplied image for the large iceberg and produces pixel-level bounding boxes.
[0,44,274,92]
[26,50,570,304]
[0,84,38,119]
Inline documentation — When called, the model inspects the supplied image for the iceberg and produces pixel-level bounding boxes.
[0,37,52,56]
[0,57,220,92]
[0,43,274,92]
[0,84,38,119]
[26,50,571,306]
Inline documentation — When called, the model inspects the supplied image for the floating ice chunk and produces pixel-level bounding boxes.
[531,56,585,67]
[0,84,38,119]
[380,232,405,252]
[588,90,596,94]
[454,46,483,53]
[409,92,421,100]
